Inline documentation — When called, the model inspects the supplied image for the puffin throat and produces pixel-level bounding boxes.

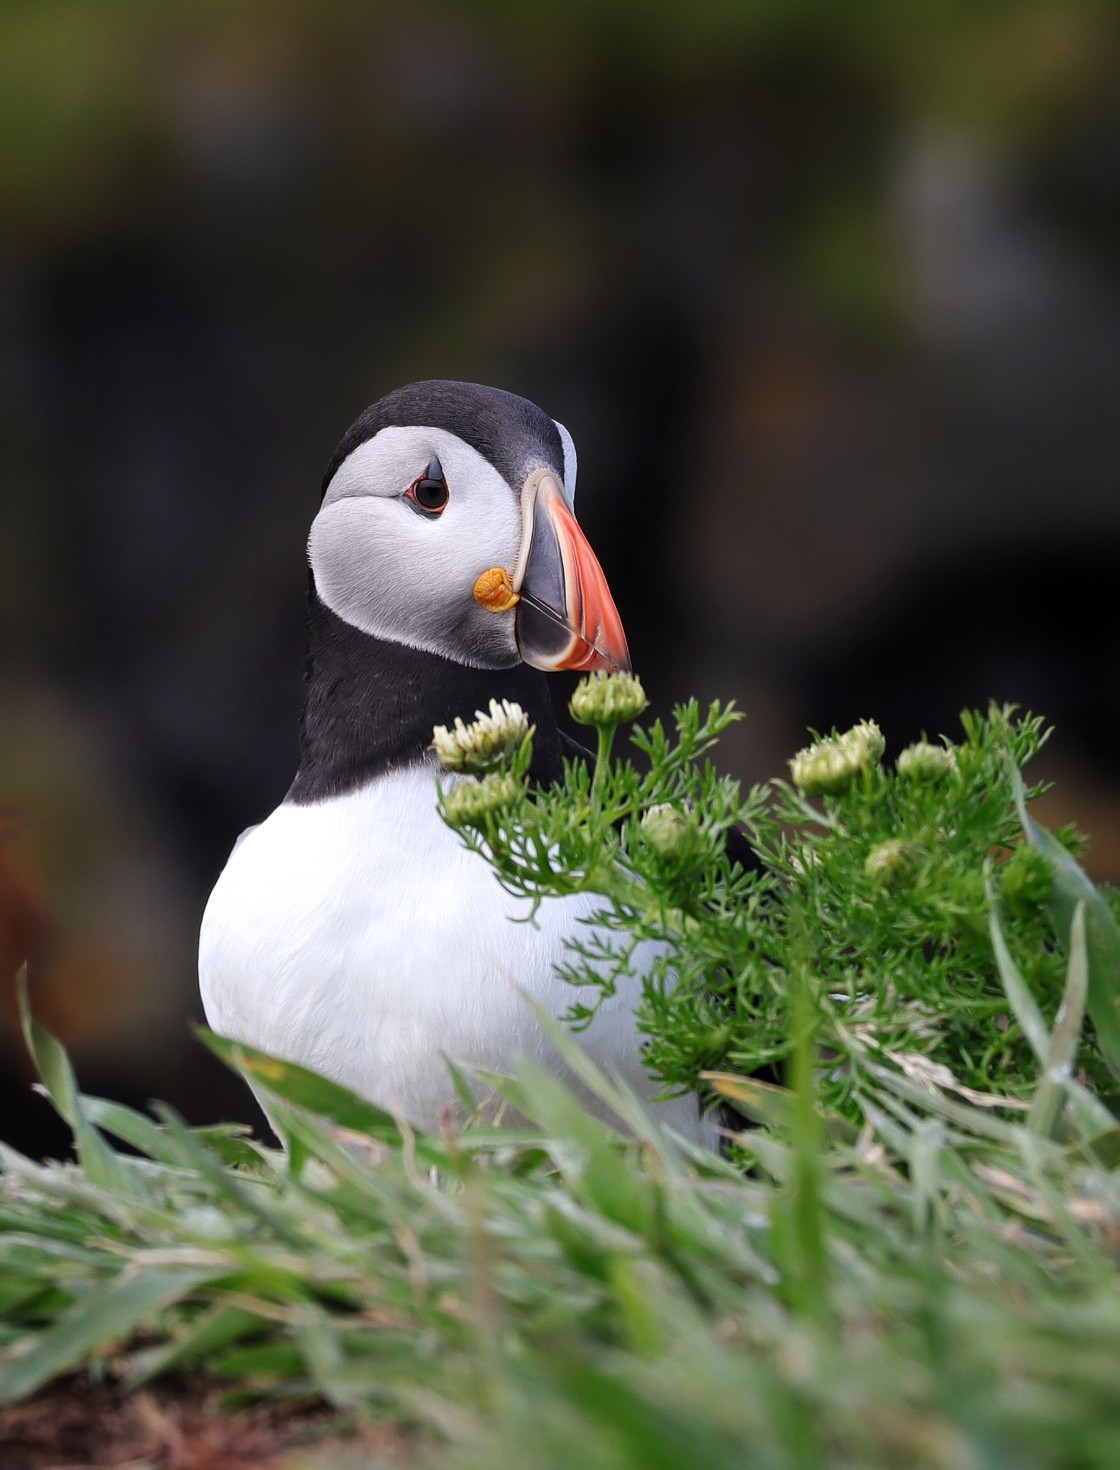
[287,589,566,804]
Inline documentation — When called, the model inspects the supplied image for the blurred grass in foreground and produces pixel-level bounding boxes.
[1,983,1117,1468]
[0,705,1119,1468]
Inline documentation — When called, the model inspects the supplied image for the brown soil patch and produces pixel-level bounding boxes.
[0,1380,411,1469]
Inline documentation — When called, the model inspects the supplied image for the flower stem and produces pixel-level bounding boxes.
[591,723,615,806]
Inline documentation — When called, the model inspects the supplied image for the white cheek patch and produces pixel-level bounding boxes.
[309,431,524,668]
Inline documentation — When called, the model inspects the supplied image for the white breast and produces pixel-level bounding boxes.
[199,765,709,1142]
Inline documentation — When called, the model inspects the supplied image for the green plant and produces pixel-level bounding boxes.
[438,694,1120,1121]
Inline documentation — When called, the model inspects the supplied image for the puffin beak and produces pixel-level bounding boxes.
[512,470,630,673]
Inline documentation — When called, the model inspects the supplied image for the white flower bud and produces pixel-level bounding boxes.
[789,720,885,796]
[640,803,695,859]
[431,699,531,774]
[864,839,922,888]
[569,672,648,728]
[441,772,524,828]
[896,741,959,783]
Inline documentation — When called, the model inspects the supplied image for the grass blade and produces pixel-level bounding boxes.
[1008,758,1120,1079]
[702,1071,859,1144]
[198,1029,406,1140]
[987,876,1113,1138]
[1028,903,1090,1138]
[986,872,1052,1064]
[0,1267,217,1404]
[81,1096,192,1167]
[17,971,144,1200]
[126,1304,264,1386]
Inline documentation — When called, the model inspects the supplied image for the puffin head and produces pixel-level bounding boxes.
[309,380,629,673]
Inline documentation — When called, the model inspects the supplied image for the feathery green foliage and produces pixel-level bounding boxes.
[442,698,1119,1118]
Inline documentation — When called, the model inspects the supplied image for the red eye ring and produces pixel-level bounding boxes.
[404,455,450,517]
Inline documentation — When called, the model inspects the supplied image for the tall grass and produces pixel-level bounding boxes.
[0,956,1117,1467]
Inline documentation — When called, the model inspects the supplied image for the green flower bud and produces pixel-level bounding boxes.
[999,845,1052,912]
[569,671,648,728]
[431,699,531,774]
[694,1024,731,1056]
[441,772,524,828]
[896,741,959,783]
[789,720,885,796]
[864,839,922,888]
[640,803,696,860]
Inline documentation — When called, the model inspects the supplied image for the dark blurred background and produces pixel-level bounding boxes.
[2,0,1119,1152]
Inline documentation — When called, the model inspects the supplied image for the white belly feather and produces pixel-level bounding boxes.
[199,766,707,1142]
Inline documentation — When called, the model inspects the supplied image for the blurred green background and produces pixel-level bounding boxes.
[2,0,1119,1148]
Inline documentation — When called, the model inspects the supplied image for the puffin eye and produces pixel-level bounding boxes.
[404,456,449,517]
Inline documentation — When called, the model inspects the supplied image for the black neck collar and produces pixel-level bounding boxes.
[287,588,566,804]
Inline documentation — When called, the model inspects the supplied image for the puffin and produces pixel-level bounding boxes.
[199,380,711,1144]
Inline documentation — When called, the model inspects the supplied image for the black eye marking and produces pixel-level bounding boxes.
[403,455,450,517]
